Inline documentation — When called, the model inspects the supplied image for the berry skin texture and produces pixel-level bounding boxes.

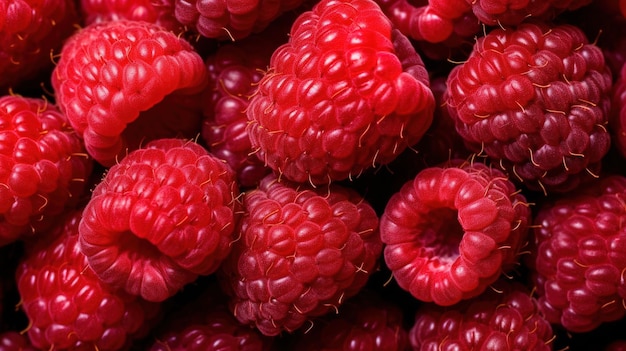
[528,175,626,333]
[79,0,179,29]
[610,64,626,158]
[51,20,208,167]
[445,22,612,194]
[16,210,161,351]
[380,160,530,306]
[0,0,78,92]
[246,0,436,185]
[291,289,410,351]
[0,95,92,246]
[79,138,240,302]
[0,331,37,351]
[409,280,554,351]
[172,0,305,41]
[218,174,383,336]
[467,0,591,27]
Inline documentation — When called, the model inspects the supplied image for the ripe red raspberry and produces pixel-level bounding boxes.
[172,0,306,41]
[375,0,480,60]
[611,64,626,158]
[218,174,382,336]
[51,20,208,167]
[528,175,626,333]
[380,159,531,306]
[246,0,436,185]
[79,138,240,302]
[0,331,37,351]
[290,289,410,351]
[0,95,92,246]
[79,0,181,31]
[149,281,274,351]
[201,20,290,188]
[409,280,554,350]
[0,0,78,93]
[16,210,162,351]
[467,0,591,26]
[445,22,612,194]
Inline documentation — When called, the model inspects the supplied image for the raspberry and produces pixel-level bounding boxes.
[611,64,626,159]
[0,0,78,93]
[16,210,161,351]
[51,20,208,167]
[528,175,626,333]
[467,0,591,26]
[201,18,290,188]
[79,138,240,302]
[0,331,37,351]
[445,22,612,194]
[246,0,436,185]
[409,280,554,350]
[0,95,92,246]
[79,0,181,31]
[172,0,306,41]
[149,280,274,351]
[218,174,382,336]
[290,289,409,351]
[380,159,531,306]
[375,0,480,60]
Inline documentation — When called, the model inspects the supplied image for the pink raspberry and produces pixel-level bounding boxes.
[0,95,92,246]
[79,138,240,302]
[409,280,554,350]
[16,210,161,351]
[0,0,78,93]
[51,20,208,167]
[218,174,382,336]
[380,159,531,306]
[528,175,626,333]
[445,22,612,194]
[246,0,436,185]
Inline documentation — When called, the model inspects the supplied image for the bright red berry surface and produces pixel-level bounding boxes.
[219,174,382,336]
[51,19,208,167]
[529,175,626,333]
[380,160,530,306]
[79,138,240,302]
[17,210,161,351]
[0,95,92,246]
[246,0,435,185]
[446,22,612,194]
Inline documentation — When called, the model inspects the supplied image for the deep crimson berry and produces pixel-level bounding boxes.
[79,138,240,302]
[219,174,382,336]
[446,22,612,193]
[380,159,530,306]
[246,0,436,185]
[409,280,554,351]
[528,175,626,333]
[0,95,92,246]
[51,20,208,167]
[0,331,37,351]
[466,0,591,26]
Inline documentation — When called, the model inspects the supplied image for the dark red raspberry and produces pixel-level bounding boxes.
[467,0,591,27]
[16,210,161,351]
[375,0,480,60]
[290,289,410,351]
[380,159,531,306]
[79,138,240,302]
[445,22,612,194]
[0,0,78,93]
[608,341,626,351]
[171,0,306,41]
[201,19,290,188]
[0,331,37,351]
[149,281,274,351]
[218,174,382,336]
[246,0,436,185]
[611,64,626,158]
[409,280,554,351]
[51,20,208,167]
[528,175,626,333]
[0,95,92,246]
